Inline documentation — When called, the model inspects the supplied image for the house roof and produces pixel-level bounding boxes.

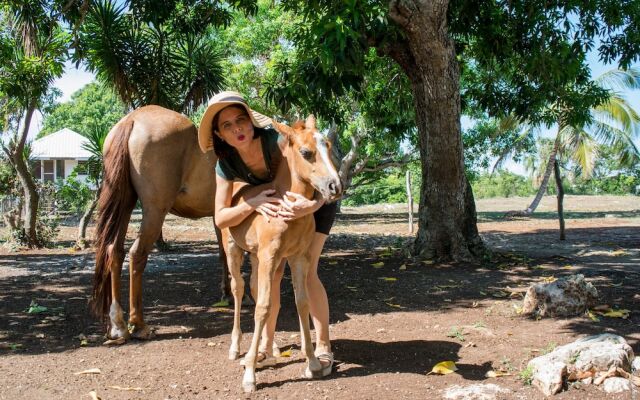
[31,128,92,160]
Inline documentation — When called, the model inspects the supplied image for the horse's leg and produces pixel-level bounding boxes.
[127,206,166,339]
[214,223,232,301]
[288,253,322,377]
[224,230,245,360]
[242,251,280,393]
[107,220,132,340]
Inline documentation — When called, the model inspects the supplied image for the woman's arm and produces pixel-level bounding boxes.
[214,175,281,229]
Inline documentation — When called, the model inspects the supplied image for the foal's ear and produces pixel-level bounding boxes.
[305,114,316,129]
[272,120,296,139]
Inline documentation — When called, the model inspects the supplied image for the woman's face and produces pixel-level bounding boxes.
[216,106,255,149]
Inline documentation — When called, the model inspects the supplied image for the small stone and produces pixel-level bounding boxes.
[443,383,511,400]
[603,377,630,393]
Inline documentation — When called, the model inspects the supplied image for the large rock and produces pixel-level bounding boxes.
[522,274,598,317]
[603,377,631,393]
[443,383,511,400]
[528,334,634,396]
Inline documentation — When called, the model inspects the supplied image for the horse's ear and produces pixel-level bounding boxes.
[305,114,316,129]
[272,120,296,139]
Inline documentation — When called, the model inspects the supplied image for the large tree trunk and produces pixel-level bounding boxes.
[523,131,562,214]
[386,0,483,261]
[11,105,40,247]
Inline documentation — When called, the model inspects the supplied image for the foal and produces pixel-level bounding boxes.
[220,115,341,392]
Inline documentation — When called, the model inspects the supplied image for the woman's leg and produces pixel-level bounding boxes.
[307,232,331,356]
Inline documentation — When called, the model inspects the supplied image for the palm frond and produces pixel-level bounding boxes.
[595,68,640,92]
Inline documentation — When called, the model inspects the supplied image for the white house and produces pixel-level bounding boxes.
[30,128,92,183]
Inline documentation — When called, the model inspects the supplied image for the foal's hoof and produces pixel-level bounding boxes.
[129,324,155,340]
[229,350,239,360]
[242,382,257,393]
[103,337,127,346]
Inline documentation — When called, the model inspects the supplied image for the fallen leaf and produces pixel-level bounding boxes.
[74,368,101,375]
[385,302,404,309]
[212,299,230,307]
[26,302,48,314]
[279,349,292,357]
[80,339,89,346]
[427,361,458,375]
[371,261,385,268]
[587,310,600,322]
[109,385,144,391]
[379,277,397,282]
[485,370,512,378]
[328,261,338,265]
[512,304,523,314]
[88,390,102,400]
[399,264,407,270]
[422,260,434,265]
[601,309,630,319]
[541,276,557,283]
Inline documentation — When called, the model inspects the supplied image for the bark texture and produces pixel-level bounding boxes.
[554,159,566,240]
[524,131,562,215]
[386,0,483,261]
[11,105,40,247]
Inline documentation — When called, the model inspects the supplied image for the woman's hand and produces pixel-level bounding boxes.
[277,191,324,221]
[246,189,281,220]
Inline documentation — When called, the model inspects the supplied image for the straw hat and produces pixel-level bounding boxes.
[198,91,272,153]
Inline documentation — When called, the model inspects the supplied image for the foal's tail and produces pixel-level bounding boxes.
[90,118,137,318]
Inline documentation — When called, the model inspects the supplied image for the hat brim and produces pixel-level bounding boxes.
[198,101,272,153]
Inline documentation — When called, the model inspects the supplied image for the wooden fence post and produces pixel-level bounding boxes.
[406,170,413,233]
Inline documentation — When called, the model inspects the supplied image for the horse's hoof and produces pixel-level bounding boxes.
[108,326,130,341]
[229,350,239,360]
[130,325,154,340]
[103,337,127,346]
[242,382,257,393]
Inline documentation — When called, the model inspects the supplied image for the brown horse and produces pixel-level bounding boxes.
[222,115,342,392]
[91,105,227,340]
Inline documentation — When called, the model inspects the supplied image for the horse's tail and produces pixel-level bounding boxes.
[90,118,137,318]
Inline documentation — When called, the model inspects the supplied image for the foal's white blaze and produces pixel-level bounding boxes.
[314,133,340,183]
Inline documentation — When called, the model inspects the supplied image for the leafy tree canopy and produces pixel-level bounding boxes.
[38,82,126,138]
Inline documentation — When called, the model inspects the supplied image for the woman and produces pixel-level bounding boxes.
[198,91,336,377]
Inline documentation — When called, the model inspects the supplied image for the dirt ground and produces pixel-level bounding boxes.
[0,195,639,400]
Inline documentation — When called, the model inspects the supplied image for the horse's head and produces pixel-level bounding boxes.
[272,115,342,202]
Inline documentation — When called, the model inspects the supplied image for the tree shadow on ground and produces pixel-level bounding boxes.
[257,339,491,390]
[1,223,638,357]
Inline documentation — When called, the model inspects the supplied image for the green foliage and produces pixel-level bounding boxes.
[76,0,232,113]
[39,83,125,138]
[54,172,93,214]
[472,172,536,199]
[519,365,534,385]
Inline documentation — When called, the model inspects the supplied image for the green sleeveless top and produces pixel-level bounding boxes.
[215,128,281,185]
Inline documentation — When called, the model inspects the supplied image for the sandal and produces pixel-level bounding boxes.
[240,351,277,369]
[304,352,334,379]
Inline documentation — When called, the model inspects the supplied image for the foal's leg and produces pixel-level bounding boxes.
[288,253,322,377]
[242,251,280,393]
[224,230,246,360]
[128,207,165,339]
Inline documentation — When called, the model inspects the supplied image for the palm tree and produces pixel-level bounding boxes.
[76,0,231,114]
[76,123,108,248]
[518,68,640,215]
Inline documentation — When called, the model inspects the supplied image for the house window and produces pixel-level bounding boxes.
[43,160,54,182]
[32,161,41,180]
[56,160,64,180]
